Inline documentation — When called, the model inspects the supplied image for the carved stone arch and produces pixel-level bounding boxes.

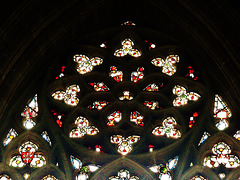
[91,157,155,180]
[225,167,240,180]
[180,165,219,180]
[3,131,51,165]
[0,163,24,180]
[197,132,240,165]
[28,164,66,180]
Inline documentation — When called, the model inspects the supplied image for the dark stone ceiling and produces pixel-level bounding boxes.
[0,0,240,122]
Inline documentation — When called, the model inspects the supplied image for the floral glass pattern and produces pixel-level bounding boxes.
[172,85,200,106]
[52,84,80,106]
[73,54,103,74]
[130,111,144,126]
[88,101,109,110]
[149,156,178,180]
[203,142,240,168]
[3,128,18,146]
[109,66,123,82]
[110,135,140,155]
[151,55,179,76]
[214,95,232,131]
[152,117,181,139]
[21,94,38,129]
[114,39,141,57]
[131,67,144,83]
[69,116,99,138]
[9,141,46,168]
[70,155,100,180]
[89,82,110,91]
[107,111,122,126]
[109,169,139,180]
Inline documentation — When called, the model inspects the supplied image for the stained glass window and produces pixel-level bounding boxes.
[114,39,141,57]
[149,156,178,180]
[203,142,240,168]
[89,82,110,91]
[109,66,123,82]
[9,141,46,168]
[152,117,181,139]
[73,54,103,74]
[110,135,140,155]
[234,130,240,140]
[198,132,210,146]
[107,111,122,126]
[88,101,109,110]
[69,116,99,138]
[143,83,159,91]
[151,55,179,76]
[131,67,144,83]
[143,101,159,110]
[41,175,58,180]
[172,85,200,106]
[190,175,206,180]
[0,175,12,180]
[41,131,52,146]
[52,85,80,106]
[21,94,38,129]
[214,95,232,131]
[3,128,18,146]
[109,169,139,180]
[130,111,144,126]
[70,155,100,180]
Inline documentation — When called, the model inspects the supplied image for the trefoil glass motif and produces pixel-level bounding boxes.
[88,101,109,110]
[119,91,133,100]
[3,128,18,146]
[21,94,38,129]
[110,135,140,155]
[130,111,144,126]
[52,85,80,106]
[149,156,178,180]
[109,66,123,82]
[107,111,122,126]
[9,141,46,168]
[152,117,181,139]
[172,85,200,106]
[109,169,139,180]
[131,67,144,83]
[69,116,99,138]
[151,55,179,76]
[89,82,110,91]
[114,38,141,57]
[214,94,232,131]
[73,54,103,74]
[70,155,100,180]
[203,142,240,168]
